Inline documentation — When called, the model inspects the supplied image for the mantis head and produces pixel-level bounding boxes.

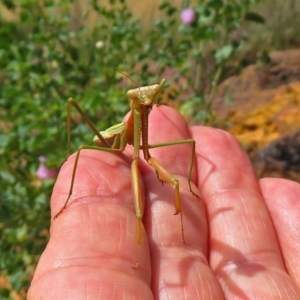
[127,78,166,107]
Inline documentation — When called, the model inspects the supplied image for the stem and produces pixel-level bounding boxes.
[205,65,222,123]
[193,41,204,93]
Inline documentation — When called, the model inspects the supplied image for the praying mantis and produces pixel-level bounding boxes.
[54,78,199,268]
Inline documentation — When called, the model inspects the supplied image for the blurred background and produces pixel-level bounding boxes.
[0,0,300,298]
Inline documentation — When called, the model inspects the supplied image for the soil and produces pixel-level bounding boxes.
[213,49,300,182]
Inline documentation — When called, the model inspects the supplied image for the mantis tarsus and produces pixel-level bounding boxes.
[54,78,199,268]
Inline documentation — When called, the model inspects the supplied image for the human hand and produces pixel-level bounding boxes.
[28,105,300,299]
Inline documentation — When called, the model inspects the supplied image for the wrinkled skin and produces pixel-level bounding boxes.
[28,105,300,300]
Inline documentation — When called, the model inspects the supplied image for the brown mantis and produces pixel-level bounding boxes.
[54,78,199,267]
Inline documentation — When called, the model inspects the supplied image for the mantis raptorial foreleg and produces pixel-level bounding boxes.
[54,79,200,269]
[145,139,197,244]
[146,139,197,198]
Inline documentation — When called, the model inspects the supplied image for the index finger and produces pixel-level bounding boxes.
[28,149,153,299]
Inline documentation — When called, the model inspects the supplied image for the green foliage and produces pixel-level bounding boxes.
[0,0,149,297]
[0,0,264,298]
[175,0,264,121]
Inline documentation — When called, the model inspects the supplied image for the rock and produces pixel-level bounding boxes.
[213,49,300,181]
[254,130,300,181]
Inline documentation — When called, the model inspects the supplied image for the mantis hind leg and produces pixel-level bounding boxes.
[67,98,111,150]
[54,145,124,219]
[55,99,128,219]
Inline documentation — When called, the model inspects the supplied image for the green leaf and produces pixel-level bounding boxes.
[245,12,265,24]
[1,0,16,10]
[0,170,15,184]
[0,134,11,149]
[225,88,234,106]
[214,44,233,63]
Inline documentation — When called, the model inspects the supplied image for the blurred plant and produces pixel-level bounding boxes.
[0,0,155,297]
[0,0,265,298]
[174,0,265,122]
[130,0,265,123]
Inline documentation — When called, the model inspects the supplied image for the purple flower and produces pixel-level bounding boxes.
[37,156,58,179]
[180,8,196,25]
